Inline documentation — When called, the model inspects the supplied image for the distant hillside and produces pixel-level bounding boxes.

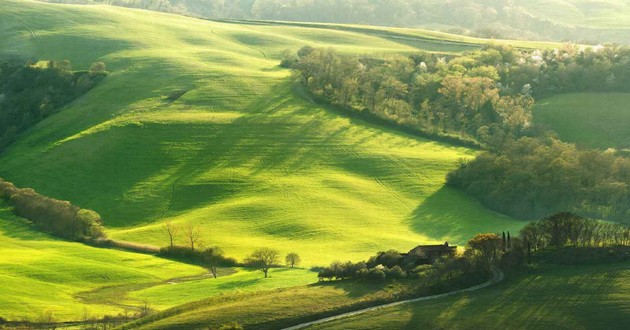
[44,0,630,44]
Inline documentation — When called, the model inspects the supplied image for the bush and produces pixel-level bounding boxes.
[367,268,386,281]
[0,180,105,241]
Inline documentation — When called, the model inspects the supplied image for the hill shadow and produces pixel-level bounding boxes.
[407,186,524,245]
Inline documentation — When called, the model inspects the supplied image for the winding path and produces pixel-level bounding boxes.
[282,267,504,330]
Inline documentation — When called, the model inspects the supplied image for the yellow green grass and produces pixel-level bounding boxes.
[0,0,528,320]
[0,203,206,321]
[311,262,630,329]
[534,93,630,150]
[0,202,317,321]
[0,0,524,264]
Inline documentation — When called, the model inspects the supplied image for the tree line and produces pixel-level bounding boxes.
[160,221,300,278]
[447,137,630,221]
[0,58,108,151]
[288,44,630,148]
[0,178,105,241]
[521,212,630,253]
[287,44,630,222]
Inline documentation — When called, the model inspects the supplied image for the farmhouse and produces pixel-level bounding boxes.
[404,242,456,263]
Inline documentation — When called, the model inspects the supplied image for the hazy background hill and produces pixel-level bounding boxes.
[44,0,630,44]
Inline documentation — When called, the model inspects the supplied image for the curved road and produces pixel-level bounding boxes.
[282,267,504,330]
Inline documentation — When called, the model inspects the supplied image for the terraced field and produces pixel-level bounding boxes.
[0,0,527,320]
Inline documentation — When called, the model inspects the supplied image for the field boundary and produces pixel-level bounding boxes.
[282,267,504,330]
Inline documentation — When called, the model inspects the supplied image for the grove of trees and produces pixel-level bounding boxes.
[447,137,630,221]
[0,177,105,241]
[287,44,630,222]
[0,58,108,151]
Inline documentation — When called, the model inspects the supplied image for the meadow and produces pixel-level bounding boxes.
[0,0,540,321]
[312,262,630,330]
[534,93,630,150]
[0,0,524,266]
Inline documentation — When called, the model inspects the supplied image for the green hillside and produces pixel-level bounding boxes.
[0,0,524,264]
[0,202,319,321]
[534,93,630,150]
[312,262,630,330]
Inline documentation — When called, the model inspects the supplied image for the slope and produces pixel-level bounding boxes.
[534,93,630,150]
[0,0,523,268]
[311,262,630,329]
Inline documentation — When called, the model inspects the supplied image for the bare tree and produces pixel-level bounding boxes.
[184,223,202,251]
[285,252,301,268]
[246,248,280,278]
[162,221,178,248]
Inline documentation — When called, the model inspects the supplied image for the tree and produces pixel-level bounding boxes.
[162,221,178,248]
[285,252,301,268]
[246,248,280,278]
[203,247,224,279]
[89,61,107,75]
[467,233,502,269]
[184,223,202,251]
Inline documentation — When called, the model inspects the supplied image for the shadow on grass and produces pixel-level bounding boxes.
[407,186,525,245]
[403,263,630,329]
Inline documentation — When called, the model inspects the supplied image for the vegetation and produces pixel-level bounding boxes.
[0,0,523,269]
[533,93,630,150]
[520,212,630,252]
[0,59,107,150]
[311,262,630,330]
[43,0,630,43]
[245,248,281,278]
[289,44,630,148]
[285,252,301,268]
[0,177,105,241]
[0,202,207,321]
[447,137,630,221]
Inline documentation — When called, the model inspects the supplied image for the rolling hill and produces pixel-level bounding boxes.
[534,93,630,151]
[0,0,531,320]
[310,262,630,330]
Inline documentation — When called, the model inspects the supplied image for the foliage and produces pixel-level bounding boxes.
[285,252,301,268]
[245,248,281,278]
[448,137,630,221]
[158,245,237,268]
[0,59,107,151]
[520,212,630,253]
[0,177,105,241]
[466,233,502,269]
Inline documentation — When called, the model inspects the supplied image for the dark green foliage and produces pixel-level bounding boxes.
[448,137,630,221]
[0,177,105,240]
[158,245,237,268]
[519,212,630,252]
[289,45,537,147]
[0,59,107,150]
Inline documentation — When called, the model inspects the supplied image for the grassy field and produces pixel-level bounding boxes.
[0,202,318,321]
[524,0,630,29]
[0,0,529,321]
[534,93,630,150]
[0,0,525,265]
[121,279,426,330]
[311,262,630,330]
[0,202,207,321]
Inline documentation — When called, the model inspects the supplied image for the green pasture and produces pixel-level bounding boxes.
[534,93,630,150]
[312,262,630,329]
